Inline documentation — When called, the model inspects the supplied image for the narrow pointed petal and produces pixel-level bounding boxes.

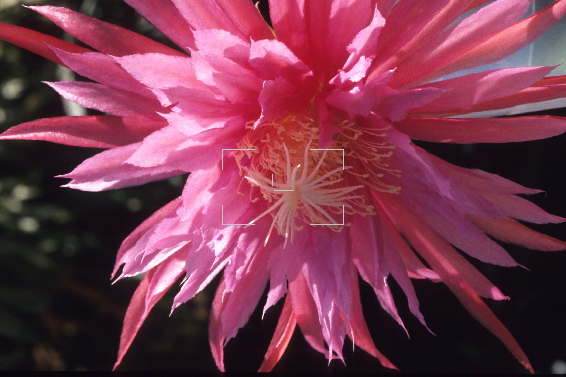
[449,281,534,373]
[374,193,508,301]
[370,0,474,75]
[410,66,556,115]
[209,278,228,372]
[436,0,566,82]
[28,6,184,56]
[46,81,164,120]
[124,0,195,52]
[288,273,328,356]
[461,84,566,115]
[472,217,566,251]
[479,192,565,224]
[113,197,182,278]
[114,252,185,369]
[396,116,566,143]
[60,143,183,191]
[171,0,272,43]
[349,277,397,370]
[0,23,90,66]
[53,49,150,94]
[0,116,163,148]
[391,0,533,87]
[258,295,297,372]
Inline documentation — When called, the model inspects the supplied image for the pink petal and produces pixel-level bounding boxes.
[472,217,566,251]
[0,23,90,67]
[28,6,184,56]
[46,81,164,120]
[113,197,182,278]
[390,0,532,87]
[348,274,397,370]
[434,158,542,195]
[0,116,163,148]
[60,143,183,191]
[249,39,311,82]
[410,66,557,115]
[209,278,228,372]
[370,0,473,76]
[115,53,199,91]
[342,8,385,72]
[323,0,374,77]
[376,196,532,372]
[396,116,566,143]
[461,84,566,114]
[269,0,309,70]
[479,192,565,224]
[113,251,185,370]
[402,190,519,266]
[436,0,566,83]
[448,280,533,373]
[53,49,149,94]
[171,0,272,44]
[258,295,297,372]
[209,244,270,368]
[217,250,271,344]
[374,193,509,301]
[124,0,195,52]
[376,87,444,122]
[288,273,329,356]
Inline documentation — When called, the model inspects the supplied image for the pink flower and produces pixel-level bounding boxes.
[1,0,566,372]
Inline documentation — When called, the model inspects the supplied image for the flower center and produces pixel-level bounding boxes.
[234,115,398,246]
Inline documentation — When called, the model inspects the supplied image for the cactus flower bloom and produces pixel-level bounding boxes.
[2,0,566,372]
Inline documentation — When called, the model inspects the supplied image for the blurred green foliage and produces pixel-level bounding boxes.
[0,0,565,373]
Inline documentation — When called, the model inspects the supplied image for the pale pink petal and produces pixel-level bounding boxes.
[396,116,566,143]
[112,197,182,278]
[60,143,183,191]
[217,247,271,343]
[288,273,329,356]
[342,8,385,72]
[171,0,272,43]
[390,0,533,87]
[370,0,473,76]
[269,0,309,68]
[113,250,185,370]
[447,280,533,373]
[28,6,184,56]
[348,274,397,370]
[258,295,297,372]
[0,23,90,67]
[53,49,150,94]
[376,87,444,122]
[479,192,565,224]
[0,116,163,148]
[472,217,566,251]
[249,39,311,82]
[324,0,374,76]
[410,66,557,115]
[461,84,566,114]
[124,0,195,52]
[374,193,509,301]
[435,0,566,83]
[269,0,331,79]
[46,81,164,120]
[433,158,542,195]
[209,278,228,372]
[116,53,198,91]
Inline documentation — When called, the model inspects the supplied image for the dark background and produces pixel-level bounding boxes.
[0,0,565,373]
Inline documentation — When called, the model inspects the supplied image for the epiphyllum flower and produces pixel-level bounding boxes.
[2,0,566,372]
